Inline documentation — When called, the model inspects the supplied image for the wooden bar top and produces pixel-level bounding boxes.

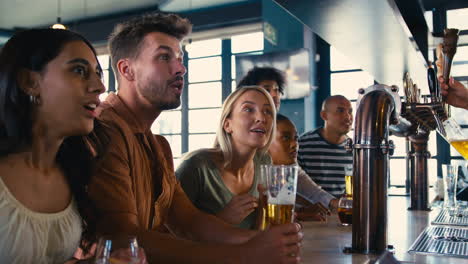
[300,196,465,263]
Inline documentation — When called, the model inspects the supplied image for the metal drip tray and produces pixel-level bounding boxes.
[432,208,468,227]
[408,226,468,258]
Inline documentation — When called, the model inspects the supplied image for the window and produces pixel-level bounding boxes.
[451,46,468,78]
[231,32,264,92]
[182,31,264,162]
[97,54,111,102]
[231,32,264,54]
[186,38,221,58]
[330,71,374,99]
[447,8,468,29]
[188,57,222,83]
[185,37,223,155]
[188,82,222,108]
[330,46,374,141]
[151,108,183,166]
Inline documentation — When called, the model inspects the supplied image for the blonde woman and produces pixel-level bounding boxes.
[176,86,276,229]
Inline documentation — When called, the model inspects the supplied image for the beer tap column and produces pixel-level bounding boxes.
[408,132,431,211]
[348,85,400,254]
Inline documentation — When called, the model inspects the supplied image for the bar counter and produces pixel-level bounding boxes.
[300,196,465,263]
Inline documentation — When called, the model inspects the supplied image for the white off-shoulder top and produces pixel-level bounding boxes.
[0,176,82,264]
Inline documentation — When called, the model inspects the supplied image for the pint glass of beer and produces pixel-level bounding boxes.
[256,165,270,230]
[442,118,468,160]
[265,165,299,227]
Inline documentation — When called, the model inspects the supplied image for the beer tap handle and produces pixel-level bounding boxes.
[409,78,415,103]
[403,72,411,103]
[427,67,438,102]
[442,28,459,85]
[413,84,420,103]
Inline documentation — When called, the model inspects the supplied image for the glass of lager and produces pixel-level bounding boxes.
[442,118,468,160]
[263,164,299,227]
[256,165,270,230]
[94,235,145,264]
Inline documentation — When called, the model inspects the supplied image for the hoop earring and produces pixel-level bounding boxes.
[29,95,41,105]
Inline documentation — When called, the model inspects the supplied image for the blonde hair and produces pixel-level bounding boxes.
[214,86,277,167]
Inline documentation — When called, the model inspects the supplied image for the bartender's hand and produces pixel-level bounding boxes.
[242,223,303,264]
[216,193,258,225]
[295,203,330,222]
[438,76,468,110]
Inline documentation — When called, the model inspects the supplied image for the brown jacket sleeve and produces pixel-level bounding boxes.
[88,123,139,234]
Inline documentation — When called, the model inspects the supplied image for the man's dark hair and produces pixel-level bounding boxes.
[108,12,192,77]
[237,66,286,94]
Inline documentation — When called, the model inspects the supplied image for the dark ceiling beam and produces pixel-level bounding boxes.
[391,0,429,61]
[64,0,262,45]
[0,28,15,37]
[273,0,429,90]
[181,1,262,32]
[0,29,15,46]
[422,0,468,10]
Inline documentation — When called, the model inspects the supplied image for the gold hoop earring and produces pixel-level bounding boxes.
[30,95,41,105]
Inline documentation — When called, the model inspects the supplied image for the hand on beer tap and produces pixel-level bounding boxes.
[242,223,303,264]
[216,193,258,225]
[438,76,468,110]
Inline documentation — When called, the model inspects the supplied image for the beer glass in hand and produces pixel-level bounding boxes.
[265,165,299,227]
[94,236,146,264]
[256,165,269,230]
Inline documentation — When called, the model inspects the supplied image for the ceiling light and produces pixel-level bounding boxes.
[51,0,66,29]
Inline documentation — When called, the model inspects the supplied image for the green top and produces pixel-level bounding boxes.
[176,149,271,229]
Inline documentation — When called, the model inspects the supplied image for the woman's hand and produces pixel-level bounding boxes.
[216,193,258,225]
[295,203,330,222]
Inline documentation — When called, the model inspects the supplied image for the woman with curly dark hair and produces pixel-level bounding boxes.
[0,28,105,264]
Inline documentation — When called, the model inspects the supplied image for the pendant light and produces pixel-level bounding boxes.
[51,0,66,29]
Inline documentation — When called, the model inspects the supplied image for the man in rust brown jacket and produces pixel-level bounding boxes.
[88,13,302,264]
